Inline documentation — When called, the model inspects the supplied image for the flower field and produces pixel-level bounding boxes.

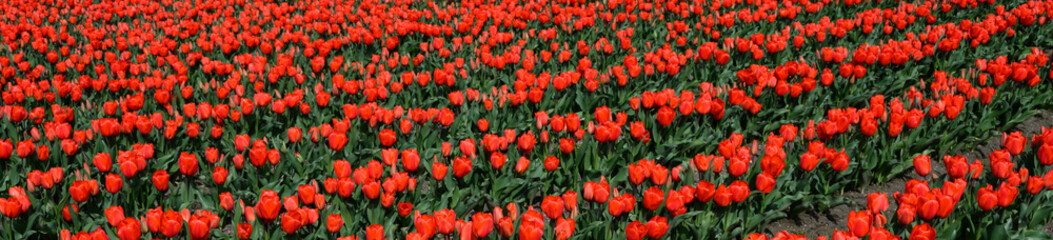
[1,0,1053,238]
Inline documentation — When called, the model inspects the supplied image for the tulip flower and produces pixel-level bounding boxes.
[913,155,931,176]
[542,196,564,219]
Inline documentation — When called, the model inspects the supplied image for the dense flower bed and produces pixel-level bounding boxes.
[0,0,1052,239]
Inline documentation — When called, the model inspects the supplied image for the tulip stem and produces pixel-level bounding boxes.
[263,223,270,240]
[6,220,12,239]
[185,177,191,208]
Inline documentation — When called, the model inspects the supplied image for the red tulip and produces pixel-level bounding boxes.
[544,156,560,171]
[415,214,437,238]
[846,210,871,237]
[145,208,162,233]
[297,185,316,205]
[186,122,201,138]
[256,190,281,222]
[656,106,675,127]
[179,152,199,176]
[71,180,98,203]
[396,118,413,134]
[728,156,748,177]
[606,194,628,216]
[379,129,397,147]
[779,124,798,141]
[943,155,969,179]
[860,116,878,136]
[249,146,267,167]
[755,172,776,194]
[565,113,581,132]
[558,138,575,154]
[7,106,27,122]
[650,164,668,185]
[935,192,954,218]
[288,127,302,143]
[366,224,384,240]
[151,170,169,191]
[645,216,669,239]
[695,180,716,203]
[398,202,413,217]
[212,166,228,185]
[513,157,530,174]
[497,216,514,238]
[220,192,234,211]
[366,160,383,179]
[917,193,938,220]
[105,174,123,193]
[328,133,348,151]
[643,187,664,211]
[458,139,475,158]
[554,218,575,240]
[61,204,77,221]
[189,213,212,239]
[105,206,125,227]
[476,118,489,132]
[116,218,141,240]
[204,147,219,164]
[432,162,448,180]
[625,221,646,240]
[0,140,12,160]
[519,221,543,240]
[628,162,648,185]
[235,135,251,152]
[93,153,112,172]
[664,190,686,215]
[435,209,456,235]
[909,223,935,240]
[561,190,579,211]
[162,210,183,237]
[518,132,536,154]
[333,160,352,179]
[996,182,1018,207]
[729,180,750,203]
[897,203,916,224]
[867,193,889,213]
[1003,131,1027,156]
[402,149,420,171]
[1039,143,1053,165]
[34,144,49,161]
[281,211,304,234]
[97,118,120,137]
[453,156,472,178]
[799,152,819,171]
[713,184,732,207]
[585,180,611,204]
[913,155,931,176]
[969,160,984,179]
[14,140,32,159]
[490,152,507,169]
[977,184,997,211]
[587,107,607,125]
[990,149,1014,179]
[542,196,564,219]
[362,181,381,199]
[1028,176,1045,194]
[472,212,494,238]
[237,223,252,240]
[829,151,850,171]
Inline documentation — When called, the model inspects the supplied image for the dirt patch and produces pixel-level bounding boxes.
[764,178,906,238]
[764,111,1053,238]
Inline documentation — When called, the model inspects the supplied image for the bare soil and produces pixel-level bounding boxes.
[764,111,1053,238]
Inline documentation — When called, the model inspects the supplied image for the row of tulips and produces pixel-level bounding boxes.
[1,0,1053,238]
